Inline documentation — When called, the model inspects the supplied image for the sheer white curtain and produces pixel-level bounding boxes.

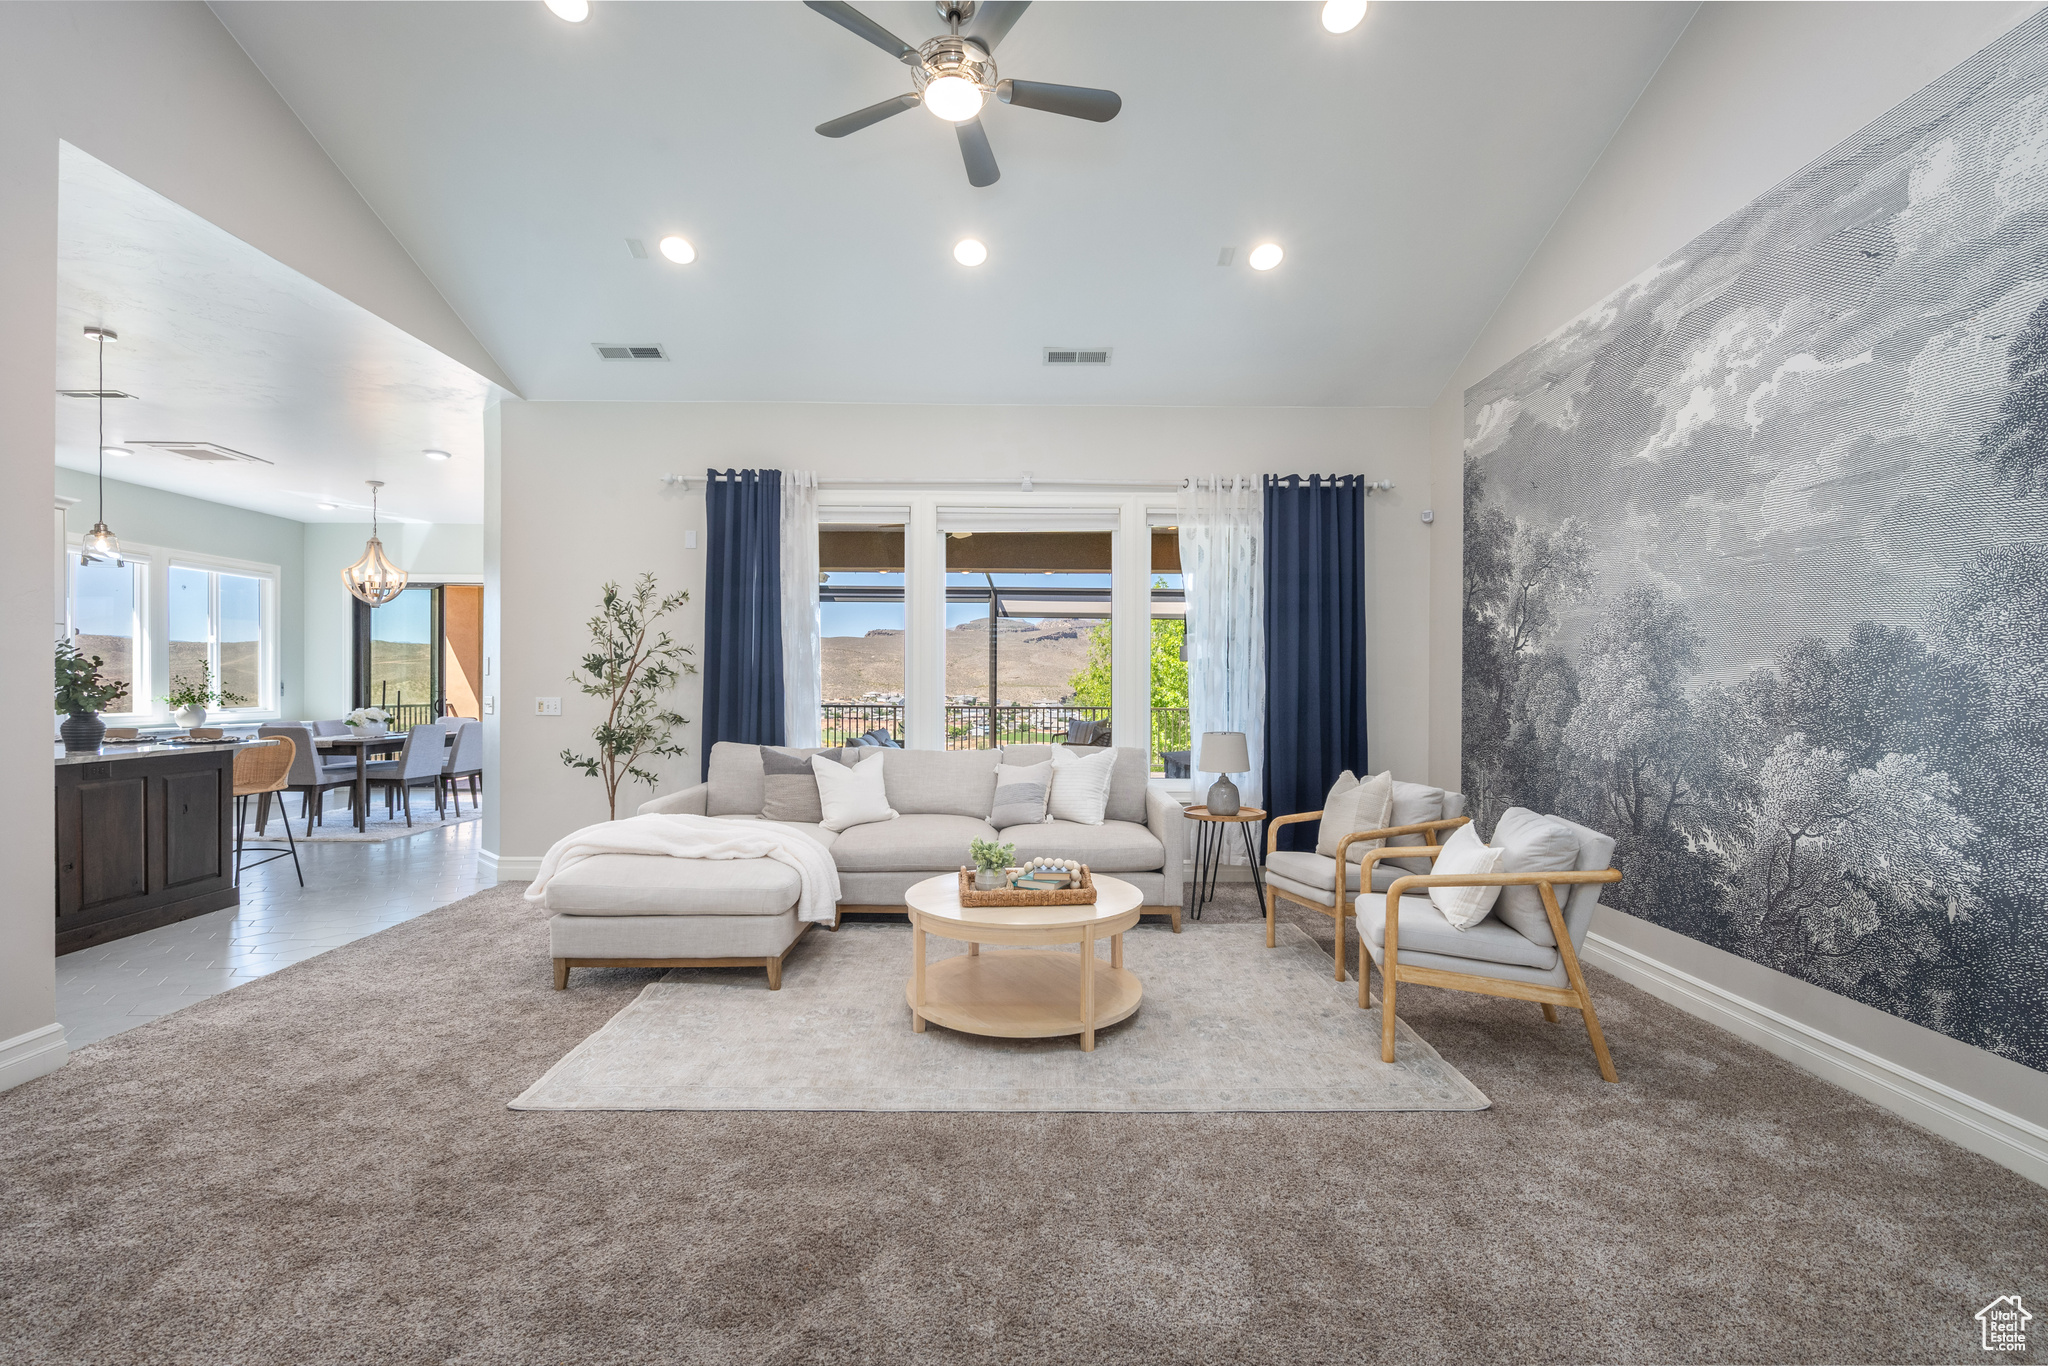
[1177,477,1264,825]
[780,471,821,747]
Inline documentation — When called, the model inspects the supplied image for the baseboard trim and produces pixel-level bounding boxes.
[478,850,540,883]
[1584,933,2048,1188]
[0,1022,69,1092]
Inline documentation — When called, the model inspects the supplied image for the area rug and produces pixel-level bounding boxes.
[237,802,481,843]
[511,922,1490,1112]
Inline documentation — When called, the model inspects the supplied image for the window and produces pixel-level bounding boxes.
[67,556,146,716]
[819,523,908,745]
[351,584,483,728]
[169,562,274,711]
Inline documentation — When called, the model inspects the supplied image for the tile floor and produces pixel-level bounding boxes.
[57,816,487,1048]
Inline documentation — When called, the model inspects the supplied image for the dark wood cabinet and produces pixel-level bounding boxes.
[55,746,238,954]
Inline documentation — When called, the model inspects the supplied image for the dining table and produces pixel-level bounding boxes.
[314,729,425,832]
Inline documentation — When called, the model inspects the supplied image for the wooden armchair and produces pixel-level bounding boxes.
[1265,802,1472,980]
[1351,820,1623,1081]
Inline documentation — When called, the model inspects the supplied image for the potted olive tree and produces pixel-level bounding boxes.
[55,639,129,752]
[560,574,695,819]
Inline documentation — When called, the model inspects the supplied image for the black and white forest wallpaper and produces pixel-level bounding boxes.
[1463,17,2048,1071]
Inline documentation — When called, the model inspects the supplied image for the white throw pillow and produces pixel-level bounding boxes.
[1489,807,1583,946]
[1317,769,1395,860]
[811,751,897,833]
[1047,747,1117,825]
[1425,822,1505,930]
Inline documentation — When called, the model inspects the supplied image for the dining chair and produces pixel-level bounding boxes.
[441,720,483,815]
[258,724,355,835]
[233,738,303,887]
[364,726,450,826]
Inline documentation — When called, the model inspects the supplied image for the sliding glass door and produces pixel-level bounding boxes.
[352,584,483,727]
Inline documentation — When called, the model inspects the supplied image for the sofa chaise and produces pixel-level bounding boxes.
[538,741,1186,989]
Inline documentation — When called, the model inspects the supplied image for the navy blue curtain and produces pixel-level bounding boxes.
[1263,474,1369,851]
[702,468,785,778]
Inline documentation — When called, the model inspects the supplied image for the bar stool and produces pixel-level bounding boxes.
[234,738,303,887]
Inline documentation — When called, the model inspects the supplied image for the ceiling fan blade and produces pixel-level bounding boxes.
[963,1,1031,50]
[803,1,917,63]
[955,117,1000,187]
[996,78,1121,122]
[815,94,921,137]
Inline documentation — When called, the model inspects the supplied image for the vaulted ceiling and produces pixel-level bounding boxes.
[213,0,1696,408]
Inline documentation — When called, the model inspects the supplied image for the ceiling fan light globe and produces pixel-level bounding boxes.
[923,76,985,122]
[1322,0,1368,34]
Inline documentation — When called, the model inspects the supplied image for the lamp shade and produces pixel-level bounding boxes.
[1197,731,1250,775]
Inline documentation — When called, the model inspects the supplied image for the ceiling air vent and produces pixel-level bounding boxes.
[1043,347,1112,366]
[129,441,273,466]
[594,343,669,361]
[57,389,138,399]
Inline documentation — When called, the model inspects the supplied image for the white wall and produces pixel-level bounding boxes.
[486,400,1432,870]
[302,521,484,720]
[1422,2,2048,1151]
[0,1,505,1089]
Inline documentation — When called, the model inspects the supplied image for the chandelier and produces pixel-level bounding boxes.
[342,480,409,606]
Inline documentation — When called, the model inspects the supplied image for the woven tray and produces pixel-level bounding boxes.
[957,866,1097,907]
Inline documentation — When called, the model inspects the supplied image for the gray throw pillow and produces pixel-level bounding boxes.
[989,761,1053,829]
[760,746,849,823]
[1490,807,1583,946]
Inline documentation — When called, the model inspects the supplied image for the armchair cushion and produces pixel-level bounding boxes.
[1424,822,1506,929]
[1268,850,1418,897]
[1385,781,1450,872]
[1490,807,1584,946]
[1316,769,1394,860]
[1359,893,1558,971]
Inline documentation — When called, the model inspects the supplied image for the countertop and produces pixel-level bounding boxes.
[53,739,266,768]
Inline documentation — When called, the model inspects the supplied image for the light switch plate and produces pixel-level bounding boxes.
[483,696,495,715]
[536,696,561,716]
[684,530,698,549]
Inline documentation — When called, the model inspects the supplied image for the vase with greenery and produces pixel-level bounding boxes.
[55,639,130,752]
[163,663,248,730]
[561,574,696,820]
[969,837,1016,891]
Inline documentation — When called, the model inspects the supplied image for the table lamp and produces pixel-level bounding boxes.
[1197,731,1251,816]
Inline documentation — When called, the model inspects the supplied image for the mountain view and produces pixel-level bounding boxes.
[821,616,1097,703]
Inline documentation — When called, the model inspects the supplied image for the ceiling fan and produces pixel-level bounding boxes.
[806,0,1121,187]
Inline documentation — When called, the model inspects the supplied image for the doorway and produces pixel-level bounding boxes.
[352,583,483,725]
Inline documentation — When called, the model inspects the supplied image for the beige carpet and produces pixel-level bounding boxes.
[2,883,2044,1365]
[514,922,1489,1112]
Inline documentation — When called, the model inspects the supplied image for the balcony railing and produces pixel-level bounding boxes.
[820,702,1190,771]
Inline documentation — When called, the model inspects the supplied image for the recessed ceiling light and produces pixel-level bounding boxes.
[1248,242,1285,271]
[1322,0,1368,34]
[101,445,131,458]
[659,235,696,265]
[317,502,338,511]
[423,449,452,461]
[545,0,589,22]
[953,238,988,267]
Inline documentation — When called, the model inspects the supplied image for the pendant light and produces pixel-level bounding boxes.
[80,326,125,566]
[342,480,409,606]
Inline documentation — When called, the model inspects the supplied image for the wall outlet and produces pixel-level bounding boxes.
[536,696,561,716]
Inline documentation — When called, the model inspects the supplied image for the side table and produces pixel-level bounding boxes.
[1185,805,1267,920]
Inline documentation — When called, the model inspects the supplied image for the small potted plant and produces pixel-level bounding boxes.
[344,706,392,735]
[969,838,1017,892]
[163,663,248,730]
[56,639,130,752]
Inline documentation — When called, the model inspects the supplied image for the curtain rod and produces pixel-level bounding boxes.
[656,474,1395,494]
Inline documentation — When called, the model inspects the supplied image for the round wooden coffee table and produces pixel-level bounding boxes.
[903,873,1145,1052]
